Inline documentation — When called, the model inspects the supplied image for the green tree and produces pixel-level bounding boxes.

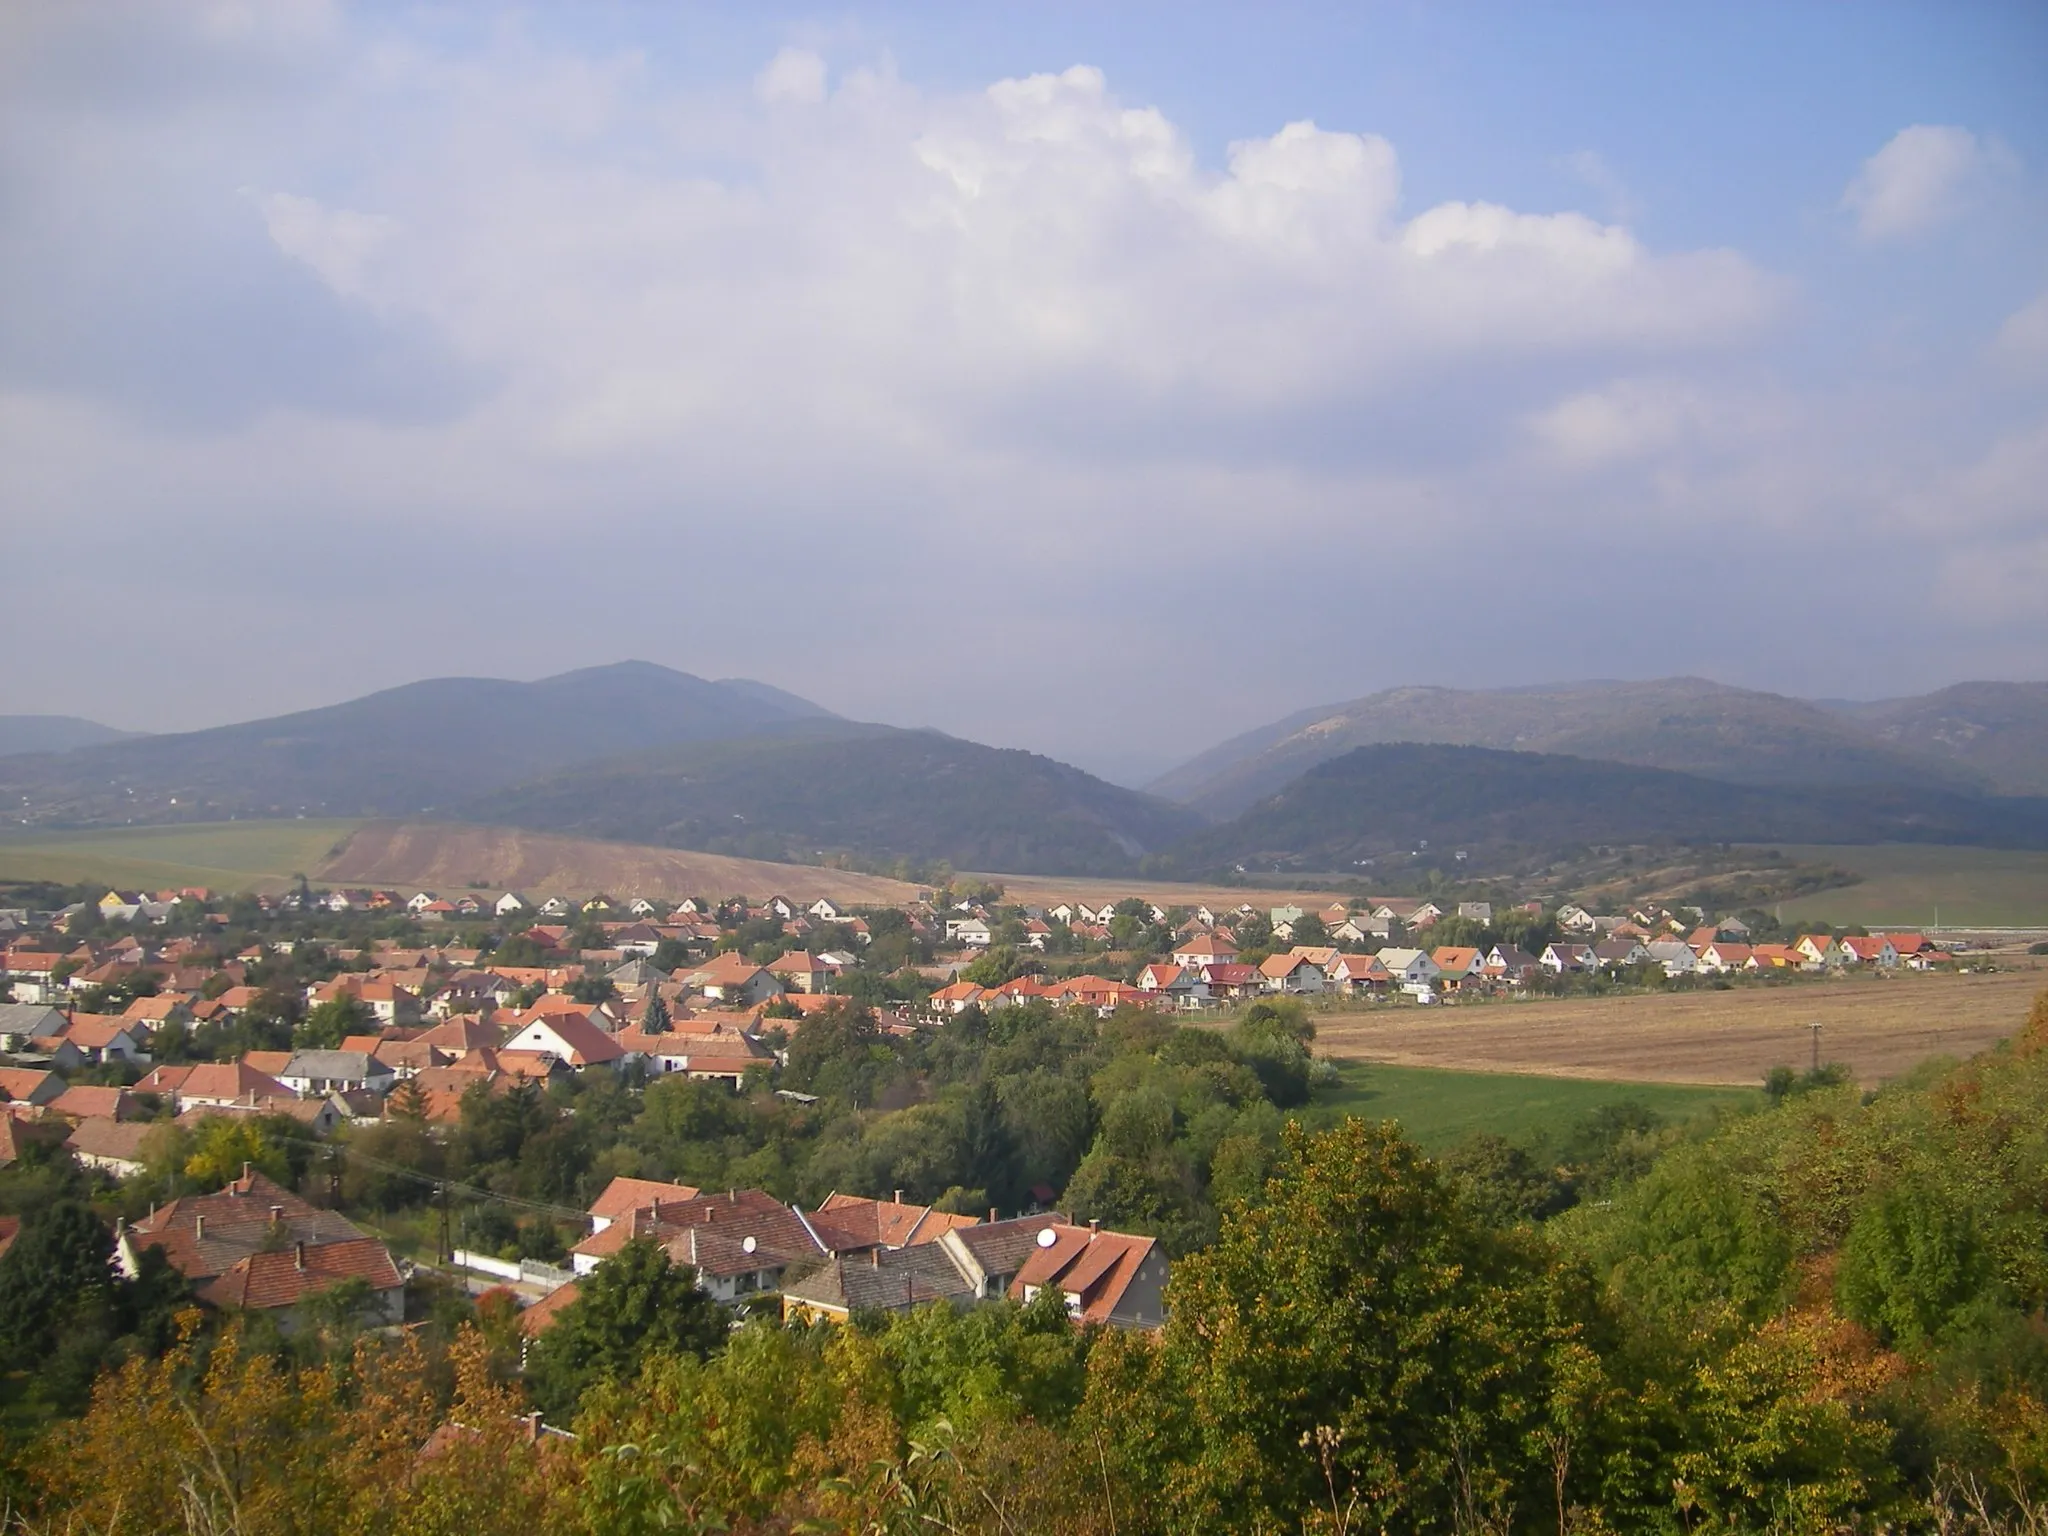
[1837,1176,1999,1347]
[296,993,368,1049]
[524,1237,728,1418]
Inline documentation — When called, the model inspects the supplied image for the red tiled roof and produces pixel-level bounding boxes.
[198,1237,402,1311]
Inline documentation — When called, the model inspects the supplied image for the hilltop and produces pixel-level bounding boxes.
[1818,680,2048,796]
[0,715,138,757]
[1148,676,2023,818]
[0,661,834,825]
[457,721,1202,877]
[1171,741,2048,875]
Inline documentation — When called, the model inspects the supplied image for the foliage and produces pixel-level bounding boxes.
[524,1238,727,1418]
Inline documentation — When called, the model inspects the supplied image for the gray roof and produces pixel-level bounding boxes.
[281,1050,393,1080]
[947,1214,1067,1280]
[0,1003,66,1038]
[782,1243,977,1313]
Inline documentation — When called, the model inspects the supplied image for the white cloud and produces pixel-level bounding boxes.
[256,192,396,298]
[755,46,826,105]
[1993,289,2048,366]
[1842,124,1995,240]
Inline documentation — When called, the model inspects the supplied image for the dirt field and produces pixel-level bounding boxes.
[319,822,924,905]
[975,873,1340,911]
[1312,968,2047,1087]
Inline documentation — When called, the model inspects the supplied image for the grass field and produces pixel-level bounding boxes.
[1310,967,2046,1087]
[0,820,362,893]
[1301,1061,1752,1150]
[1764,844,2048,929]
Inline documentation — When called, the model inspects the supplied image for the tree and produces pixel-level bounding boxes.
[1132,1118,1560,1530]
[296,993,367,1049]
[1837,1176,1998,1347]
[643,989,671,1035]
[783,1001,894,1106]
[0,1200,115,1370]
[525,1237,728,1417]
[184,1117,291,1189]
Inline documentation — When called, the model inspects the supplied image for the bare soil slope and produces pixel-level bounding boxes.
[319,821,922,905]
[1312,969,2046,1087]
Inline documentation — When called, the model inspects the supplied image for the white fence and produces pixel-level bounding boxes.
[450,1249,576,1290]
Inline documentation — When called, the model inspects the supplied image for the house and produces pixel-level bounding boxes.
[1837,935,1899,969]
[927,982,986,1017]
[49,1084,145,1122]
[1457,902,1493,924]
[1258,953,1326,995]
[1795,936,1838,970]
[936,1216,1167,1329]
[807,899,846,923]
[781,1243,980,1323]
[58,1015,151,1066]
[1540,943,1595,974]
[277,1050,397,1098]
[568,1187,827,1300]
[0,1110,71,1168]
[1486,946,1540,981]
[1555,904,1596,934]
[118,1168,403,1329]
[1747,943,1803,971]
[1374,948,1441,988]
[767,952,833,995]
[1327,953,1388,995]
[500,1012,626,1070]
[684,953,785,1008]
[0,1067,65,1107]
[1645,940,1698,976]
[946,919,993,949]
[806,1192,981,1254]
[66,1116,153,1178]
[1171,933,1238,970]
[1430,947,1485,986]
[1696,941,1753,974]
[586,1175,704,1234]
[121,994,193,1030]
[1591,939,1650,969]
[494,892,529,917]
[153,1061,295,1109]
[1200,962,1263,1000]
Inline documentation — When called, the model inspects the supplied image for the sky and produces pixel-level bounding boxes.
[2,2,2045,786]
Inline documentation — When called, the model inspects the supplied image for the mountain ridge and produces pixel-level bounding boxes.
[1149,676,2047,817]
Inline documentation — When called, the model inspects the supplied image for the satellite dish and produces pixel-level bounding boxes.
[1036,1227,1058,1248]
[742,1235,757,1254]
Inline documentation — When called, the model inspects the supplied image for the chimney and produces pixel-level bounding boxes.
[893,1189,904,1206]
[1088,1219,1100,1238]
[525,1411,544,1443]
[294,1240,306,1271]
[870,1247,880,1268]
[727,1189,736,1203]
[988,1207,998,1224]
[195,1214,205,1239]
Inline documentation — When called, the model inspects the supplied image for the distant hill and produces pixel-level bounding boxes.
[1173,743,2048,875]
[0,662,834,825]
[1817,682,2048,797]
[1149,678,2001,818]
[458,722,1203,877]
[0,715,138,757]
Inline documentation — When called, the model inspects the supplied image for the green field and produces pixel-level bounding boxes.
[1301,1060,1756,1151]
[1765,844,2048,929]
[0,820,362,894]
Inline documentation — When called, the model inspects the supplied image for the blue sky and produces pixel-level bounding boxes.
[1,1,2043,784]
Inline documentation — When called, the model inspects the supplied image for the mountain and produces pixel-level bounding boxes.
[0,715,139,757]
[1817,682,2048,797]
[457,721,1203,877]
[1148,678,1996,818]
[0,662,834,825]
[1175,743,2048,875]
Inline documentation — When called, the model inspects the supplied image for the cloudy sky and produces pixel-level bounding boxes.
[2,2,2044,784]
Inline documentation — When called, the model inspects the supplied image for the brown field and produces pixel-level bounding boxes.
[1311,967,2048,1087]
[318,821,924,906]
[974,872,1340,911]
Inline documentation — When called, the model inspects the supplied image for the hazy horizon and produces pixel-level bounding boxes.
[3,3,2044,782]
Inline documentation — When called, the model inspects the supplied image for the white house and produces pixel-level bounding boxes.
[495,892,529,917]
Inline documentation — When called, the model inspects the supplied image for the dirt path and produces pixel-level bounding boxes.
[1312,968,2046,1086]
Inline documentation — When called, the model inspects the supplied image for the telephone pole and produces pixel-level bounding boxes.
[1810,1021,1822,1076]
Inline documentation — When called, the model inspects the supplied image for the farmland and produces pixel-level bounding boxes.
[1763,843,2048,929]
[0,819,361,893]
[1300,1061,1752,1150]
[1310,966,2046,1087]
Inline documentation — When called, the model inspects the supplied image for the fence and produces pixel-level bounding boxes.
[450,1249,577,1290]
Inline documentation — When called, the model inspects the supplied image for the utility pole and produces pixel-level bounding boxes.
[435,1182,450,1264]
[1810,1021,1822,1076]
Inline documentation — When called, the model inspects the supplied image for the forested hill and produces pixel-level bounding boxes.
[1173,741,2048,873]
[0,662,834,825]
[1149,675,2031,817]
[456,722,1204,877]
[0,715,137,757]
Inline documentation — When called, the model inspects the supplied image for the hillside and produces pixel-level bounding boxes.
[1820,680,2048,796]
[0,715,138,757]
[457,722,1203,877]
[317,821,922,904]
[1149,677,1993,818]
[1173,742,2048,874]
[0,661,832,826]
